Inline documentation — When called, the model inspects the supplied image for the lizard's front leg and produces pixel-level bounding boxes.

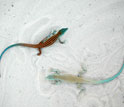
[50,68,61,74]
[51,79,62,85]
[58,38,66,44]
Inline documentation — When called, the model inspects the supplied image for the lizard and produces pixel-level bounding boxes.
[46,59,124,87]
[0,28,68,61]
[0,28,68,77]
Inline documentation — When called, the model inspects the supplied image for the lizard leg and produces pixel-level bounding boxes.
[51,30,57,35]
[37,48,42,56]
[54,80,62,85]
[50,68,61,74]
[55,80,62,85]
[77,86,86,99]
[81,63,87,73]
[76,83,86,94]
[51,80,62,85]
[78,64,87,77]
[58,38,66,44]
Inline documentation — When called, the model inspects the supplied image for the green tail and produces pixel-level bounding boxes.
[94,62,124,84]
[0,43,21,61]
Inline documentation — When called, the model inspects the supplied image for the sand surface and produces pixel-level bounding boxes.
[0,0,124,107]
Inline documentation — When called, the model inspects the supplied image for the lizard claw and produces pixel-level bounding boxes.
[59,38,66,44]
[49,68,61,74]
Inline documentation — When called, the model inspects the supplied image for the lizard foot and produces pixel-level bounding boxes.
[51,80,62,85]
[59,38,66,44]
[50,68,61,74]
[78,63,87,77]
[37,48,42,56]
[37,53,41,56]
[78,85,86,94]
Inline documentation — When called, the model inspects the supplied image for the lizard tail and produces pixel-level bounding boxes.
[0,43,21,61]
[95,63,124,84]
[0,43,39,61]
[19,43,39,48]
[88,60,124,85]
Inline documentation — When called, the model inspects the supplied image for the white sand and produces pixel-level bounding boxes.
[0,0,124,107]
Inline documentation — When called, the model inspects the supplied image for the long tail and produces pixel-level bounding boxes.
[0,43,39,61]
[96,62,124,84]
[85,60,124,85]
[19,43,38,48]
[0,43,21,61]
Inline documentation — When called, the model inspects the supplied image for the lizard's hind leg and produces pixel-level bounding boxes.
[76,83,85,91]
[76,83,86,98]
[37,48,42,56]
